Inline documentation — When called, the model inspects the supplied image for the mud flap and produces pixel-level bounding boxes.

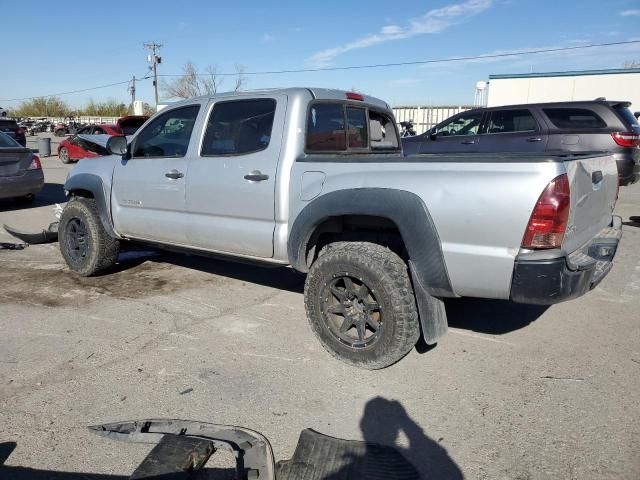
[3,222,58,244]
[276,429,419,479]
[409,260,448,345]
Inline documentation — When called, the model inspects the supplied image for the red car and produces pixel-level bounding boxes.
[57,116,149,164]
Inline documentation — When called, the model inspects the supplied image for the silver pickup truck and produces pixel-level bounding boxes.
[59,88,622,369]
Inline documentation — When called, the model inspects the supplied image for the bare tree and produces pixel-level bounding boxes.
[161,61,247,99]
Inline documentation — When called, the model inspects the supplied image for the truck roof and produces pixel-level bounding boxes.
[167,87,391,111]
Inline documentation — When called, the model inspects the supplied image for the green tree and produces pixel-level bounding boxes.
[80,98,129,117]
[13,97,70,117]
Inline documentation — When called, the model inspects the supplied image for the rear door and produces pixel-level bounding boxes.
[562,153,619,254]
[477,108,548,152]
[185,95,286,257]
[111,103,202,245]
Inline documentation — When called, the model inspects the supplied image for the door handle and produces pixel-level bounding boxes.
[461,139,476,145]
[244,171,269,182]
[526,137,543,142]
[165,169,184,179]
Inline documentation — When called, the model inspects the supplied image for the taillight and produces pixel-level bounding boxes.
[28,155,41,170]
[611,131,640,147]
[346,92,364,101]
[522,174,570,249]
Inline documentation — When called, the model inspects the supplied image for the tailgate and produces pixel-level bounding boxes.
[0,147,32,177]
[562,153,618,254]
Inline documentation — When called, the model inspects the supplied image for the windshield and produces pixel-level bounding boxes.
[614,105,639,129]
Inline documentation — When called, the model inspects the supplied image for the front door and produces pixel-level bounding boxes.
[185,95,286,258]
[422,111,484,153]
[111,104,202,245]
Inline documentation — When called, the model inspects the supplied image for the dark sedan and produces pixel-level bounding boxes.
[0,131,44,203]
[0,118,26,147]
[403,100,640,186]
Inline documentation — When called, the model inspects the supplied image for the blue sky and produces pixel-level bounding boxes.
[1,0,639,109]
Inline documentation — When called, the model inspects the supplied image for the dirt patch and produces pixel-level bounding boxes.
[0,254,216,307]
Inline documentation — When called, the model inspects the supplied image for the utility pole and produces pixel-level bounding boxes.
[144,42,163,108]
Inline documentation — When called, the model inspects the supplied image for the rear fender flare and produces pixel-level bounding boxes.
[288,188,453,344]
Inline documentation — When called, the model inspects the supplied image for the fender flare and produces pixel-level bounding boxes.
[288,188,452,344]
[64,173,118,238]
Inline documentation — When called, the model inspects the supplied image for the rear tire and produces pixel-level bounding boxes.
[59,147,72,164]
[304,241,420,369]
[59,197,120,276]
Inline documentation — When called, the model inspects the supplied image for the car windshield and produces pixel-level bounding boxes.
[614,105,639,127]
[0,131,19,147]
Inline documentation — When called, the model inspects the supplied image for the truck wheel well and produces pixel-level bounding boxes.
[68,189,95,199]
[305,215,406,267]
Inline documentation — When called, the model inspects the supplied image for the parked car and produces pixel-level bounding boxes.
[0,107,7,117]
[402,100,640,186]
[115,115,149,134]
[58,127,110,164]
[0,131,43,203]
[0,118,26,146]
[59,88,621,369]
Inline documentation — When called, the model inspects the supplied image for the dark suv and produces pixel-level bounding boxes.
[0,118,27,147]
[402,100,640,186]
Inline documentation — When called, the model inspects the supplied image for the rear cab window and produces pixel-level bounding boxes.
[483,109,538,134]
[543,108,607,129]
[306,102,399,153]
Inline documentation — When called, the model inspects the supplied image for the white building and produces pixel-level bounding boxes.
[485,68,640,110]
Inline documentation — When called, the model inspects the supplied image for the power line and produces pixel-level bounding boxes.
[155,40,640,77]
[2,39,638,102]
[0,78,149,102]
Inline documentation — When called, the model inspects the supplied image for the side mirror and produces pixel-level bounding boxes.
[634,111,640,120]
[429,131,438,141]
[106,136,128,157]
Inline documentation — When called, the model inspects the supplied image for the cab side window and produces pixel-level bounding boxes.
[434,112,482,137]
[201,99,276,156]
[133,105,200,158]
[485,109,538,134]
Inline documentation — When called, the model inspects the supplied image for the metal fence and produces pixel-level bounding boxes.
[393,105,474,135]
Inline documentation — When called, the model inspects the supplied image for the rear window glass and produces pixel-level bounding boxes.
[0,120,17,130]
[543,108,607,129]
[346,107,367,148]
[0,132,19,147]
[370,111,399,150]
[201,99,276,156]
[614,106,639,127]
[486,109,537,133]
[307,104,347,152]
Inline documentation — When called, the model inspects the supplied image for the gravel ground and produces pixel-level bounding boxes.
[1,142,639,479]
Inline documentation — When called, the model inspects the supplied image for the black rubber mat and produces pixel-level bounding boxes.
[276,429,419,480]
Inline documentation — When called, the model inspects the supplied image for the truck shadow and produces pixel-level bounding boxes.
[152,251,305,294]
[444,297,548,335]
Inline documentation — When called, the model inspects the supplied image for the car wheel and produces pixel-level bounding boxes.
[59,197,120,276]
[304,241,420,369]
[59,147,72,164]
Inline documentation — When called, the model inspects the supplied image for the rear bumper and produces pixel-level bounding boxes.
[510,216,622,305]
[0,169,44,199]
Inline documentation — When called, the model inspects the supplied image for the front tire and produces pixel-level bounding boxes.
[304,242,420,369]
[59,197,120,276]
